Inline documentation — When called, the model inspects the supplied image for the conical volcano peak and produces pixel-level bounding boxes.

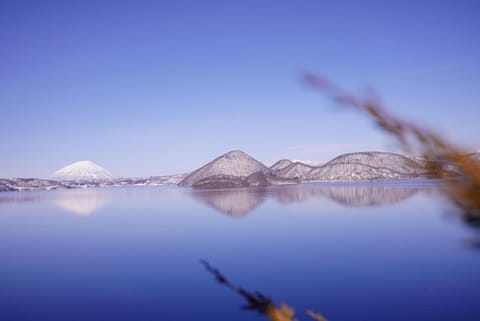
[51,160,113,181]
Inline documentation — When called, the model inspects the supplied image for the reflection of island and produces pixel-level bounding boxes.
[0,189,114,216]
[53,189,113,216]
[190,183,431,217]
[280,185,419,207]
[0,183,437,217]
[190,188,268,218]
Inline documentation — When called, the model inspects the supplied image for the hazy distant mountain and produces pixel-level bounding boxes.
[178,150,269,187]
[51,161,113,181]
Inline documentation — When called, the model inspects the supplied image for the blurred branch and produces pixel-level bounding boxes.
[303,74,480,223]
[200,260,328,321]
[202,76,480,321]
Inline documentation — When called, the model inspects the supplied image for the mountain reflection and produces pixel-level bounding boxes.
[0,183,432,217]
[191,183,426,217]
[53,189,113,215]
[306,185,419,207]
[190,188,267,217]
[0,189,114,216]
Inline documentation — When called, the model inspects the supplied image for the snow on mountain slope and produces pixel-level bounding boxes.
[273,162,316,180]
[292,160,323,167]
[178,150,431,188]
[307,162,412,181]
[270,152,425,183]
[51,161,113,181]
[325,152,424,174]
[178,150,268,186]
[269,159,293,171]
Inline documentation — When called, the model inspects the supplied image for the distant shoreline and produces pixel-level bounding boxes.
[3,148,474,193]
[0,176,444,194]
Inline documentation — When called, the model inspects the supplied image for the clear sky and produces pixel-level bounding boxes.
[1,0,479,178]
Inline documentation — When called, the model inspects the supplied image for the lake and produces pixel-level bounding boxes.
[1,182,479,321]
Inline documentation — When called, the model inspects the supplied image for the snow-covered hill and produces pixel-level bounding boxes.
[179,150,431,188]
[51,161,113,181]
[178,150,269,186]
[324,152,423,174]
[307,162,412,181]
[305,152,426,182]
[1,150,466,193]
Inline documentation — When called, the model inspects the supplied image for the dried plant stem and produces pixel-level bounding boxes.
[303,74,480,220]
[200,260,328,321]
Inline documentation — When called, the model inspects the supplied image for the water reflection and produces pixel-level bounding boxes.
[310,185,418,207]
[190,188,267,217]
[191,182,432,217]
[0,189,114,216]
[2,181,479,321]
[53,189,113,216]
[0,182,437,217]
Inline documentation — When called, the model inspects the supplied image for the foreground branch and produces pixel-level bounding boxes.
[303,74,480,222]
[200,260,327,321]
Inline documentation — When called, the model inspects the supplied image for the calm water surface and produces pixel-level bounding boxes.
[1,182,479,321]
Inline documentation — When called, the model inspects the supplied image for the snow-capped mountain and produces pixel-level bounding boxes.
[2,149,472,193]
[51,161,113,181]
[305,152,427,182]
[178,150,269,186]
[325,152,422,174]
[178,150,431,188]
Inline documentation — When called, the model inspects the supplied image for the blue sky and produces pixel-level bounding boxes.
[1,0,479,178]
